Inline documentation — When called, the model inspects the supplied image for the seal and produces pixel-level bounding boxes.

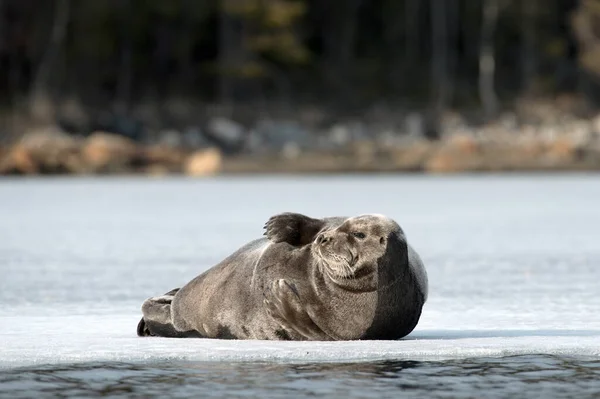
[137,212,428,341]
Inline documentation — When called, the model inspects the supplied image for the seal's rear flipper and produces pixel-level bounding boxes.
[137,317,151,336]
[137,288,202,338]
[137,317,202,338]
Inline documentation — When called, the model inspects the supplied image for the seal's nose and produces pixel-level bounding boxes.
[317,234,330,244]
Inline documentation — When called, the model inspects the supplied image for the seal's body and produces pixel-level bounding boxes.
[137,213,428,341]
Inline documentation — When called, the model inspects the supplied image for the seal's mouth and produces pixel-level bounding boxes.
[315,246,356,279]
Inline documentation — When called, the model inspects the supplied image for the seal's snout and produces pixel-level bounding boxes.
[317,233,331,244]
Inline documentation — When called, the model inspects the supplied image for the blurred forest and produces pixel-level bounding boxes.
[2,0,600,176]
[0,2,592,132]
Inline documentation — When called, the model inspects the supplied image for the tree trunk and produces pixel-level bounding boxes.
[431,0,448,112]
[479,0,499,120]
[29,0,70,123]
[380,1,402,97]
[116,0,133,114]
[521,0,537,95]
[177,0,196,97]
[446,0,459,105]
[461,1,481,97]
[426,0,447,140]
[218,3,236,105]
[320,0,363,103]
[337,0,362,65]
[1,0,19,104]
[402,0,421,96]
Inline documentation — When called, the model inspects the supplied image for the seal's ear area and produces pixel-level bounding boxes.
[263,212,324,246]
[379,236,385,245]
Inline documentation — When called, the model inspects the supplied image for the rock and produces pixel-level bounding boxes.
[245,128,267,154]
[206,117,245,152]
[139,145,187,173]
[479,143,531,171]
[376,129,401,148]
[0,128,85,175]
[251,119,312,153]
[348,140,377,168]
[281,142,301,159]
[352,140,377,160]
[329,124,351,147]
[316,122,369,151]
[546,137,580,162]
[182,127,210,148]
[81,132,138,173]
[390,141,434,170]
[515,139,546,158]
[424,137,482,173]
[0,146,38,175]
[184,148,222,176]
[448,133,480,154]
[157,129,183,148]
[567,120,594,144]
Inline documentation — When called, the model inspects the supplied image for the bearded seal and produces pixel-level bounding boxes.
[137,212,428,341]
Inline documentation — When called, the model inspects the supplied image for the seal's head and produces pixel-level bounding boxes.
[312,214,405,280]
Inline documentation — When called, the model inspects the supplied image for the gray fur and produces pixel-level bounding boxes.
[137,213,428,340]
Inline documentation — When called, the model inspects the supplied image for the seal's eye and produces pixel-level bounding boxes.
[352,232,366,239]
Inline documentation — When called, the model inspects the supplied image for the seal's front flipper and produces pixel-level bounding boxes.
[137,288,201,338]
[263,213,324,246]
[264,279,333,341]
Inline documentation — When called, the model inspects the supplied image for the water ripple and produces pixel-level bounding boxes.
[1,355,599,399]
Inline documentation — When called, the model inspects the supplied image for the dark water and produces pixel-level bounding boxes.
[2,355,599,399]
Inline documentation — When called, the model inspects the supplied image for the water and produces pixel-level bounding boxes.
[1,356,599,399]
[1,174,599,398]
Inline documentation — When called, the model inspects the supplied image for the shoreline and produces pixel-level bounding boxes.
[2,112,600,176]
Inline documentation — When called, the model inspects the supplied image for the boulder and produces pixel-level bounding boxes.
[545,137,581,163]
[251,119,313,153]
[205,117,245,152]
[182,126,211,148]
[0,146,38,175]
[424,135,482,173]
[81,132,138,173]
[390,141,434,171]
[448,133,480,154]
[479,143,537,171]
[139,145,187,173]
[157,129,184,148]
[0,128,84,175]
[184,148,222,176]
